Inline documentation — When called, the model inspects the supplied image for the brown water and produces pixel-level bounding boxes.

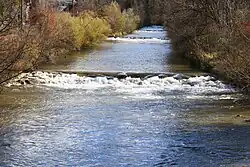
[1,26,250,167]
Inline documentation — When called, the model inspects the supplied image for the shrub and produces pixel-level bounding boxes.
[39,11,111,56]
[0,1,140,87]
[69,11,111,49]
[101,2,125,36]
[101,2,140,36]
[77,11,111,47]
[48,12,74,50]
[70,16,85,50]
[163,0,250,90]
[122,8,140,34]
[34,11,75,64]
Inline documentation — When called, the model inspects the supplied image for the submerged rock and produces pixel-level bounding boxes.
[0,141,11,147]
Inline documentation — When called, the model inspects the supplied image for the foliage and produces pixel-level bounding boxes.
[0,0,31,88]
[70,11,111,49]
[161,0,250,90]
[39,12,74,63]
[122,8,140,34]
[0,0,140,88]
[101,1,140,36]
[79,11,111,46]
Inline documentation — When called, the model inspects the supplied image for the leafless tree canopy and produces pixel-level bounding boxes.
[159,0,250,89]
[0,0,49,88]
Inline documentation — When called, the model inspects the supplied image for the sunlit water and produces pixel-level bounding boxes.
[1,26,250,167]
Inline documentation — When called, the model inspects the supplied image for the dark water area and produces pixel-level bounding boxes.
[0,26,250,167]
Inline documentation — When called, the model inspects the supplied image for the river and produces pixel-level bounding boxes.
[1,26,250,167]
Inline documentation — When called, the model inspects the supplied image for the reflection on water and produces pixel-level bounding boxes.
[40,25,198,74]
[1,26,250,167]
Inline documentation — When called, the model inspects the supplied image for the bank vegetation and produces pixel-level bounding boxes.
[160,0,250,90]
[122,0,250,91]
[0,1,140,88]
[1,0,250,91]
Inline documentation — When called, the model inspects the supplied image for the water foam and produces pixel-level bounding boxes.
[8,71,235,98]
[135,30,165,33]
[106,37,169,44]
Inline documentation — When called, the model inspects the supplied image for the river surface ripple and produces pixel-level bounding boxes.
[1,26,250,167]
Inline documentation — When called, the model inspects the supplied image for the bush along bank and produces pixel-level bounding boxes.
[42,1,140,59]
[0,1,140,87]
[162,0,250,91]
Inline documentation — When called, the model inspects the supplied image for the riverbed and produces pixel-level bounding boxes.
[1,26,250,167]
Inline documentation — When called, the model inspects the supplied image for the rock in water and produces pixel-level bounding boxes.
[173,74,189,80]
[117,72,127,79]
[24,80,31,84]
[235,114,242,118]
[158,74,168,79]
[244,119,250,123]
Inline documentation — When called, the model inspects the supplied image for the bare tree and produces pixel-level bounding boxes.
[161,0,250,89]
[0,0,47,89]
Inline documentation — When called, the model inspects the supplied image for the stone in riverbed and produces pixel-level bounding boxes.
[117,72,127,79]
[158,74,168,79]
[244,119,250,123]
[138,81,143,85]
[106,76,114,80]
[235,114,242,118]
[24,80,31,84]
[173,74,189,80]
[144,75,154,79]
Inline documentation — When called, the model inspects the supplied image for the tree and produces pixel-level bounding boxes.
[0,0,47,89]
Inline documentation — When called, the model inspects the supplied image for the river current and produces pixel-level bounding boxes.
[0,26,250,167]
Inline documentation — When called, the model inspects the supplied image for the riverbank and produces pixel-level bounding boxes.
[167,33,250,92]
[35,2,140,63]
[163,1,250,92]
[0,2,140,87]
[1,26,250,167]
[168,38,250,93]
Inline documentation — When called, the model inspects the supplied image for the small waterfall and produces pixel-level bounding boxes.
[106,37,169,44]
[7,71,236,98]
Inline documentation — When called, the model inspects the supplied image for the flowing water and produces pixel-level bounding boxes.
[1,26,250,167]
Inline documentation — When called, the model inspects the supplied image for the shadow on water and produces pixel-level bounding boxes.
[164,50,202,74]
